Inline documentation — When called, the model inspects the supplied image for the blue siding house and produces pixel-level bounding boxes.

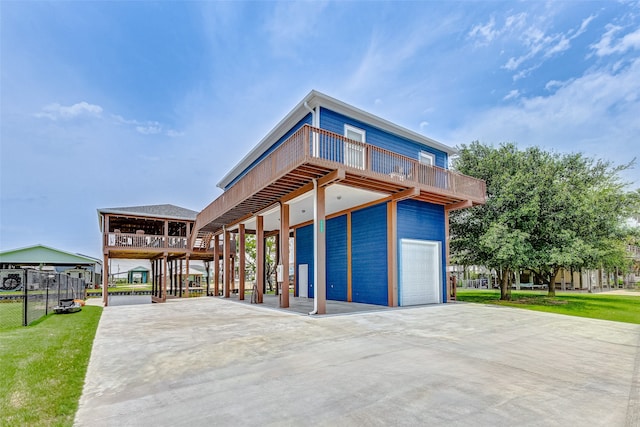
[192,90,486,313]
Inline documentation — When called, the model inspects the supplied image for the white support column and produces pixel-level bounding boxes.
[102,253,109,307]
[184,254,190,298]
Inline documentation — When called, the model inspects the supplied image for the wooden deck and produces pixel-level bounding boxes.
[192,125,486,246]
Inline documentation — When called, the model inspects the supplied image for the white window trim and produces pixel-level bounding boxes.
[344,124,366,142]
[419,151,435,166]
[344,124,366,170]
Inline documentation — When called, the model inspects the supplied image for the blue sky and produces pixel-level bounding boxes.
[1,1,639,258]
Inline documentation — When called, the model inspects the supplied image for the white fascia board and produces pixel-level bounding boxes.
[216,90,457,190]
[96,208,195,222]
[312,91,457,156]
[0,244,100,264]
[216,94,315,190]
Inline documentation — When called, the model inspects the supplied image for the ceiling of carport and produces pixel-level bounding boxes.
[235,184,387,232]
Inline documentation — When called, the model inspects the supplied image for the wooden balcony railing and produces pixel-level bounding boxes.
[311,127,486,198]
[194,125,486,242]
[105,233,188,250]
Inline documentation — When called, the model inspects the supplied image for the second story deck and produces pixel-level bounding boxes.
[98,204,216,260]
[193,125,486,246]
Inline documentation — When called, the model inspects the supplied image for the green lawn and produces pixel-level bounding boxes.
[0,305,102,426]
[0,301,23,329]
[86,284,152,296]
[455,289,640,324]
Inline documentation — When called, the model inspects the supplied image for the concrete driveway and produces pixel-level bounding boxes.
[75,298,640,426]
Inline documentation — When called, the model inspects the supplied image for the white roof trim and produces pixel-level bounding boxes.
[96,208,196,221]
[0,244,101,264]
[217,90,457,190]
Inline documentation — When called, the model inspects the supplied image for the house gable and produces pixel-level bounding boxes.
[319,107,448,169]
[217,90,456,191]
[0,244,100,266]
[223,113,312,191]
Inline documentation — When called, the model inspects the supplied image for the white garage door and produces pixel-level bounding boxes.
[399,239,442,306]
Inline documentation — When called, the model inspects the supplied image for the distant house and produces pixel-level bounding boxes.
[127,266,149,284]
[0,244,102,286]
[97,204,221,303]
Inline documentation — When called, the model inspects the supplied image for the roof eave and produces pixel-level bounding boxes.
[0,244,100,264]
[216,90,457,190]
[96,208,197,221]
[216,93,315,190]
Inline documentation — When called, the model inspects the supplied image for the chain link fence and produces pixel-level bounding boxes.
[0,269,86,328]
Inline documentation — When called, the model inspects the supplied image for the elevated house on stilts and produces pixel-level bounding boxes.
[99,91,486,311]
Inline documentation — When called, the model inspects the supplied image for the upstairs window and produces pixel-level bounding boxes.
[345,124,365,142]
[344,124,366,169]
[419,151,435,167]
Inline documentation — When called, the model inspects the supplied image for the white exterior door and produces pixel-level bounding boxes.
[399,239,442,306]
[298,264,308,298]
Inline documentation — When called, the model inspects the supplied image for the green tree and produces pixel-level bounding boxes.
[451,141,635,299]
[450,143,536,300]
[243,234,278,291]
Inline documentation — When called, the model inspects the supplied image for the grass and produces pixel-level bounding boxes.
[0,301,23,329]
[456,289,640,324]
[86,284,152,296]
[0,305,102,427]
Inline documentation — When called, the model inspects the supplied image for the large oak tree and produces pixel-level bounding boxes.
[450,142,635,299]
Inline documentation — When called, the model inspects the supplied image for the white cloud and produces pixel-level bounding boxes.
[504,55,526,71]
[590,25,640,56]
[112,114,181,137]
[544,80,565,91]
[35,101,103,120]
[469,16,498,45]
[545,36,571,57]
[512,65,541,81]
[503,28,554,72]
[34,105,180,137]
[573,14,596,38]
[505,13,527,31]
[419,121,429,130]
[469,13,528,46]
[452,58,640,185]
[500,12,597,78]
[135,123,162,135]
[167,129,184,138]
[503,89,520,101]
[111,114,137,126]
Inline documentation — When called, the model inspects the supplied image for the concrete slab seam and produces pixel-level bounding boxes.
[625,330,640,427]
